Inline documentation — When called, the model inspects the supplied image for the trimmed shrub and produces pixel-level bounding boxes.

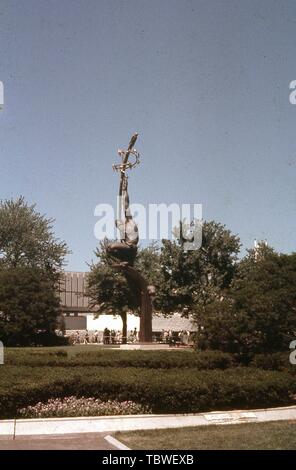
[0,366,295,419]
[5,348,234,370]
[30,333,69,347]
[250,352,295,373]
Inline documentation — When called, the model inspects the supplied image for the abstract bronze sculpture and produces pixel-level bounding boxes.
[107,133,154,342]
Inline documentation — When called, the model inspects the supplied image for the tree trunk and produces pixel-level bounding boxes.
[139,288,152,343]
[121,311,127,344]
[123,267,153,342]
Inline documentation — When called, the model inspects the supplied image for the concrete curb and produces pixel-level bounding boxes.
[1,405,296,437]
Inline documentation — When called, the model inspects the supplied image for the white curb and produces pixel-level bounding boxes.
[0,405,296,437]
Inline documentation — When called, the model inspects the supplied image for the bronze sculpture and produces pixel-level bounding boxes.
[106,174,139,265]
[107,133,154,342]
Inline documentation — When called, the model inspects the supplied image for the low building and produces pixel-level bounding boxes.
[59,271,197,336]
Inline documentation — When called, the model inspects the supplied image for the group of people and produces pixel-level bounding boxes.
[71,328,139,345]
[103,328,122,344]
[71,329,123,345]
[72,330,99,345]
[70,328,191,346]
[103,327,138,344]
[160,329,191,345]
[128,328,138,343]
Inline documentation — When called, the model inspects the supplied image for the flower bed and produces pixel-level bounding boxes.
[18,396,152,418]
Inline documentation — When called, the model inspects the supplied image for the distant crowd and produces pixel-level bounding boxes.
[157,329,192,346]
[69,327,139,345]
[65,328,193,346]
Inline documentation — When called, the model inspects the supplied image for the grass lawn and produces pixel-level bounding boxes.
[115,420,296,450]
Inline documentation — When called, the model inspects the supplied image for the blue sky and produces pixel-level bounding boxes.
[0,0,296,270]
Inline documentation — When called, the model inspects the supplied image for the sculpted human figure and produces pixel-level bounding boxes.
[107,174,139,265]
[107,133,154,342]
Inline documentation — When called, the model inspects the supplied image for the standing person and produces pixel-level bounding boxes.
[84,330,89,345]
[111,329,116,344]
[177,330,182,347]
[182,330,189,345]
[94,330,99,343]
[163,330,169,343]
[74,330,80,345]
[128,330,134,343]
[133,327,138,341]
[105,327,111,344]
[116,330,122,344]
[103,328,107,344]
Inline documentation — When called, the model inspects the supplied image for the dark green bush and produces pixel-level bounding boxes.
[30,333,69,347]
[0,366,295,419]
[4,348,234,369]
[250,352,295,373]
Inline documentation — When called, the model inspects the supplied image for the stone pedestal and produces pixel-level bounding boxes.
[112,264,153,342]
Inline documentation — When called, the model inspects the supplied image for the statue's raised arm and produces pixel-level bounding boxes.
[107,133,140,266]
[106,133,154,342]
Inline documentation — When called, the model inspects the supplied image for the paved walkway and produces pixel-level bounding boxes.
[0,432,116,450]
[0,405,295,450]
[1,405,296,438]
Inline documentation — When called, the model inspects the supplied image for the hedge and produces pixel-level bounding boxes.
[250,352,296,373]
[4,349,235,370]
[0,366,295,419]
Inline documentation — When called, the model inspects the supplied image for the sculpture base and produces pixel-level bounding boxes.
[119,343,171,350]
[110,263,153,342]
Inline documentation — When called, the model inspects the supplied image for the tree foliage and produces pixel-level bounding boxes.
[87,239,139,316]
[197,245,296,356]
[0,197,68,279]
[0,267,61,346]
[0,197,68,345]
[87,240,160,341]
[88,222,240,325]
[88,240,160,314]
[155,221,241,316]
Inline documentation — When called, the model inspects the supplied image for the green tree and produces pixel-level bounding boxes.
[87,240,138,343]
[156,221,241,318]
[0,197,69,345]
[0,267,61,346]
[87,240,160,343]
[197,246,296,356]
[134,241,161,285]
[0,197,68,279]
